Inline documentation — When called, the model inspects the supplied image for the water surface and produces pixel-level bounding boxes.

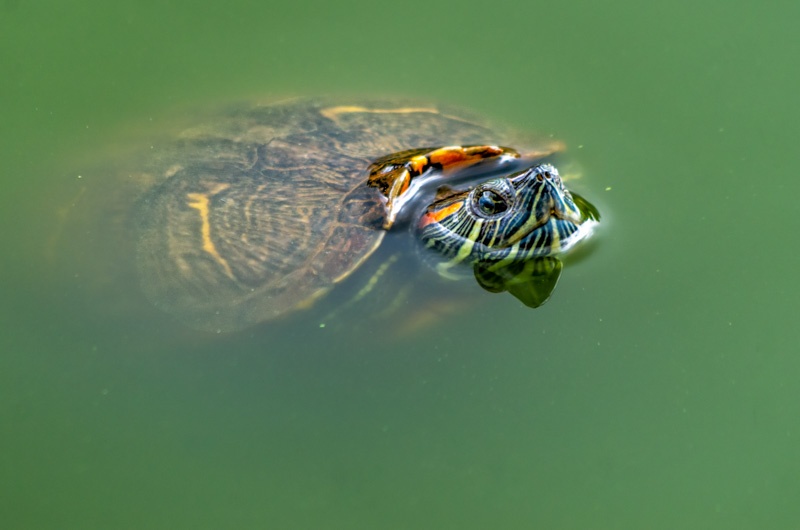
[2,1,799,528]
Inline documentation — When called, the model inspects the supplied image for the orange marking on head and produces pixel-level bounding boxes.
[419,202,463,228]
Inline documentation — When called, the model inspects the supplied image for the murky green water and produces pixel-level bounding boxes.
[3,1,800,528]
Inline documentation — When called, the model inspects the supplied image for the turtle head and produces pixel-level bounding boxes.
[417,164,599,271]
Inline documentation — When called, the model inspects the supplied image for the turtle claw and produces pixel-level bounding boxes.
[367,145,522,228]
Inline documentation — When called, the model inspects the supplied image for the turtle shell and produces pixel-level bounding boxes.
[128,99,562,332]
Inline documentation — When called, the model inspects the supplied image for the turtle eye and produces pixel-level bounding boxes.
[474,189,509,217]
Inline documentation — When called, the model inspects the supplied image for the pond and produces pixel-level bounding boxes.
[2,1,799,528]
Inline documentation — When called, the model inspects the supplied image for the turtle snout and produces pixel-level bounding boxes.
[530,164,561,186]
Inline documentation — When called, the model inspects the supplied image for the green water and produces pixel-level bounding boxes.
[3,1,800,528]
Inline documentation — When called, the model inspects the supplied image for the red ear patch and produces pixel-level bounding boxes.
[419,202,463,228]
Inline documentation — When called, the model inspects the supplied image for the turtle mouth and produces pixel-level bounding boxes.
[547,193,583,224]
[528,172,583,226]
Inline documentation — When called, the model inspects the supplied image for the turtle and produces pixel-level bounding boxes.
[112,98,599,332]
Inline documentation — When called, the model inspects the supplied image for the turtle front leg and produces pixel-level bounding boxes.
[367,145,521,228]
